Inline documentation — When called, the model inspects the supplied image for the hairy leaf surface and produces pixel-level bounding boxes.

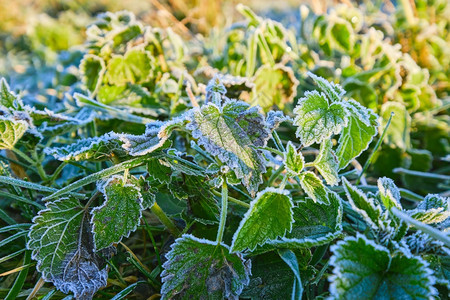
[263,192,342,250]
[45,133,126,161]
[231,188,293,252]
[336,100,378,169]
[161,235,251,299]
[313,139,339,185]
[0,116,28,149]
[187,99,270,195]
[284,141,304,177]
[293,90,348,146]
[299,171,329,204]
[91,175,144,250]
[342,177,382,229]
[27,198,109,299]
[330,234,435,299]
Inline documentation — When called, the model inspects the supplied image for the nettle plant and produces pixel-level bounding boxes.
[0,10,449,300]
[2,68,449,299]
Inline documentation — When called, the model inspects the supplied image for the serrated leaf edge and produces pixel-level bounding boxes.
[231,187,294,252]
[91,175,144,251]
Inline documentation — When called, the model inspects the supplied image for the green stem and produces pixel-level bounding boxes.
[11,148,35,166]
[216,180,228,244]
[391,207,450,248]
[151,203,181,238]
[268,165,285,186]
[212,190,250,208]
[357,111,394,185]
[393,168,450,181]
[272,131,286,152]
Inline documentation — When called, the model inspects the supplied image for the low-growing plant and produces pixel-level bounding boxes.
[0,4,449,300]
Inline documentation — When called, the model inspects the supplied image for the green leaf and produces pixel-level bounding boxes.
[241,252,299,299]
[80,54,106,95]
[27,198,110,299]
[187,99,270,195]
[336,100,378,170]
[75,93,153,124]
[313,139,339,185]
[231,188,294,252]
[45,132,126,161]
[293,90,348,146]
[264,191,342,250]
[299,171,329,204]
[161,234,251,299]
[104,49,153,85]
[342,177,382,230]
[308,71,345,103]
[378,177,402,210]
[284,141,304,177]
[330,234,436,299]
[278,249,303,300]
[0,78,22,110]
[91,175,144,250]
[380,102,411,150]
[329,20,354,52]
[407,194,450,225]
[121,116,187,156]
[0,116,28,149]
[251,64,299,111]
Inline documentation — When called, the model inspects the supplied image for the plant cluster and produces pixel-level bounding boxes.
[0,2,449,299]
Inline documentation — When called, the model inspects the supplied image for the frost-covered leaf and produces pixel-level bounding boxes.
[91,175,144,250]
[330,234,435,299]
[35,107,96,136]
[342,177,382,230]
[336,100,378,170]
[0,116,28,149]
[231,188,293,252]
[241,252,300,299]
[293,90,348,146]
[265,110,292,132]
[80,54,106,94]
[408,194,450,225]
[299,171,329,204]
[256,191,343,252]
[161,234,251,299]
[104,49,153,85]
[405,232,450,256]
[308,71,345,103]
[380,102,411,150]
[251,64,299,111]
[27,197,109,299]
[284,141,304,177]
[187,99,270,195]
[0,78,23,111]
[378,177,402,210]
[313,139,339,185]
[45,132,126,161]
[75,93,153,124]
[121,116,187,156]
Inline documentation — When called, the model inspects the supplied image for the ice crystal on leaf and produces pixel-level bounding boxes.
[91,175,144,250]
[293,90,348,147]
[231,188,294,252]
[161,235,251,299]
[27,198,111,299]
[186,98,270,195]
[329,234,436,299]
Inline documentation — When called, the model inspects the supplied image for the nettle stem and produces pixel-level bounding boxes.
[151,203,181,238]
[216,180,228,244]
